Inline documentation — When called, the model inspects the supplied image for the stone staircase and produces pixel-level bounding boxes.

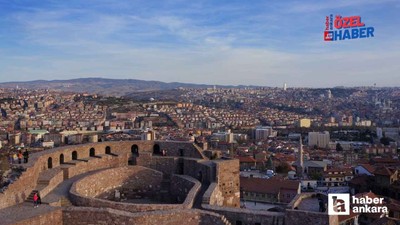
[221,215,232,225]
[159,174,171,202]
[26,190,39,203]
[60,197,73,207]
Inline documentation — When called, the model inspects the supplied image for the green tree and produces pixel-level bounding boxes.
[275,162,291,174]
[336,143,343,151]
[380,137,394,146]
[266,157,274,170]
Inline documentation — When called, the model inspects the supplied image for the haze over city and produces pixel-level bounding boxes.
[1,0,399,87]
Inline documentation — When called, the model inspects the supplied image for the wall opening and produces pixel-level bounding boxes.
[60,154,64,164]
[72,151,78,160]
[178,161,184,175]
[90,148,95,157]
[129,145,139,165]
[153,144,161,155]
[48,157,53,169]
[105,146,111,154]
[131,145,139,157]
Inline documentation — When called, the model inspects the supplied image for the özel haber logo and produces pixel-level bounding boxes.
[328,194,350,215]
[324,14,375,41]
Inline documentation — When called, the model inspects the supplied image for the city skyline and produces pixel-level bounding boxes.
[0,0,399,87]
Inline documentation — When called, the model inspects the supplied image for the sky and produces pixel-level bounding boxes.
[0,0,399,87]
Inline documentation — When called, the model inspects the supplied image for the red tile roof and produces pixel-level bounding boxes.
[236,156,256,163]
[358,164,376,174]
[373,166,396,176]
[240,177,300,195]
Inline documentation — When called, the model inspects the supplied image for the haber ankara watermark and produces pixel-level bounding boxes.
[328,193,388,215]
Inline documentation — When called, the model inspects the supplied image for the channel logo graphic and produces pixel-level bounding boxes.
[324,31,333,41]
[328,193,350,215]
[324,14,375,41]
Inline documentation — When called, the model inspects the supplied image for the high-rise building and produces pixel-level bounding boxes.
[298,118,311,128]
[141,130,156,140]
[213,130,234,143]
[308,131,330,149]
[254,126,274,140]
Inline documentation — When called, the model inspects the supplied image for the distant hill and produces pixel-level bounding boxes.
[0,78,233,96]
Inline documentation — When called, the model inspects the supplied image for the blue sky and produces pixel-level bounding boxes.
[0,0,399,87]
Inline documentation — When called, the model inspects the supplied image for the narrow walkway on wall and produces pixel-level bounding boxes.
[0,169,110,225]
[193,183,210,209]
[0,202,57,225]
[41,168,108,205]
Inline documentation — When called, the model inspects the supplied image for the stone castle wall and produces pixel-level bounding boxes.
[202,204,285,225]
[203,182,224,206]
[215,159,240,208]
[285,209,336,225]
[12,209,63,225]
[71,166,163,198]
[170,174,201,206]
[0,157,42,209]
[11,207,229,225]
[38,168,65,197]
[0,140,206,209]
[69,167,202,213]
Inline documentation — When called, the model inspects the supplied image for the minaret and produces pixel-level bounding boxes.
[297,136,304,178]
[327,89,332,99]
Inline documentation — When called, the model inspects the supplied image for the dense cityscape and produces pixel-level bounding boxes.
[0,84,400,224]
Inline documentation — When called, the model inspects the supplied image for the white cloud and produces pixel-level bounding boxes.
[1,0,399,87]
